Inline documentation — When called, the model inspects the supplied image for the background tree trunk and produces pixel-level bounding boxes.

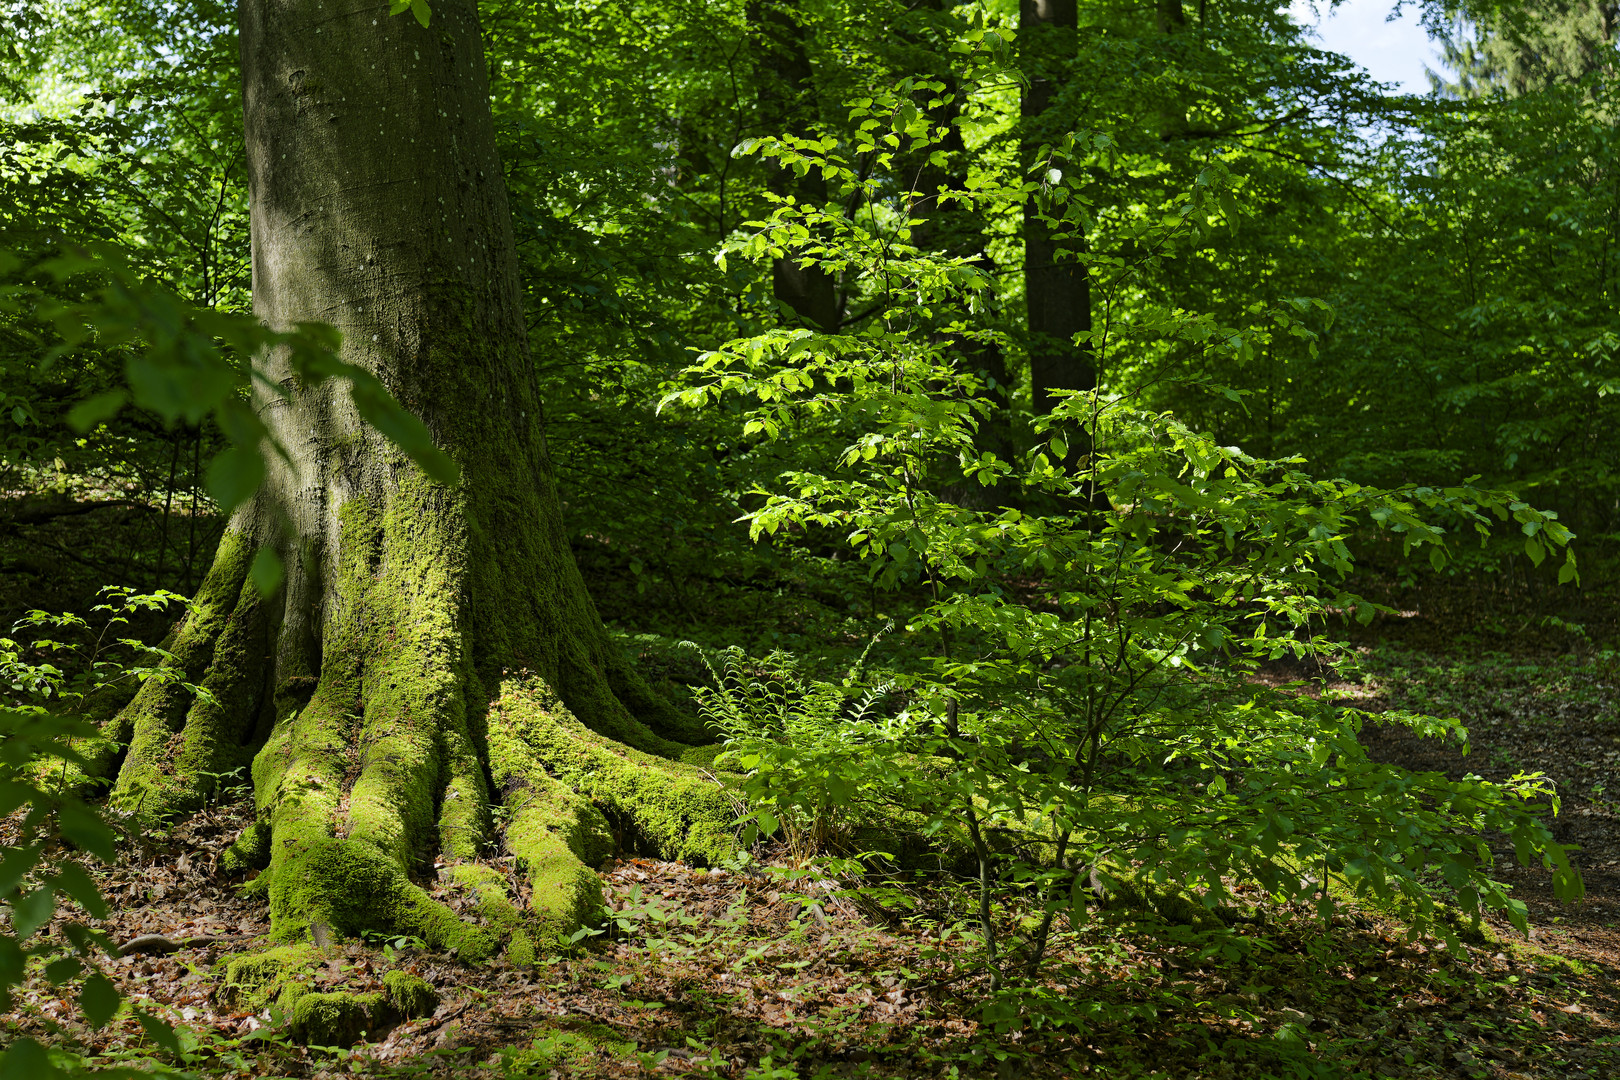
[1021,0,1094,415]
[752,0,840,331]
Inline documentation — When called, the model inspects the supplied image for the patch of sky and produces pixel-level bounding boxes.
[1288,0,1446,96]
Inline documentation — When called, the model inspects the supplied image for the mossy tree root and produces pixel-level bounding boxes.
[101,492,740,965]
[218,945,440,1046]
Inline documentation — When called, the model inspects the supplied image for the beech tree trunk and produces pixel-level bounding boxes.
[1020,0,1094,413]
[752,0,841,332]
[99,0,734,964]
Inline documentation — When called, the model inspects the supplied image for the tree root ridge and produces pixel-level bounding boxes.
[490,674,742,868]
[82,532,268,809]
[217,945,438,1047]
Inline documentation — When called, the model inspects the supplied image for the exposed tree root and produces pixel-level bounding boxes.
[83,498,744,998]
[217,945,439,1046]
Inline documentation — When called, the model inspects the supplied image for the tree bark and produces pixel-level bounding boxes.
[101,0,734,966]
[1020,0,1094,414]
[751,0,840,332]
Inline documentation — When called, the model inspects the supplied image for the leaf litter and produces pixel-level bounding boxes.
[4,639,1619,1079]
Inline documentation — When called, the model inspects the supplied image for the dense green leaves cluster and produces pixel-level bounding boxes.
[676,90,1582,994]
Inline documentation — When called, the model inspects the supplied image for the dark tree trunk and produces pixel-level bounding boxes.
[900,10,1017,498]
[752,0,840,331]
[1020,0,1094,414]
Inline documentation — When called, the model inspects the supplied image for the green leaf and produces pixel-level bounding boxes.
[347,378,459,485]
[1218,190,1241,237]
[50,863,108,920]
[0,844,43,896]
[43,956,82,984]
[58,800,116,862]
[79,973,121,1029]
[0,781,33,818]
[250,547,285,599]
[136,1008,181,1053]
[1524,536,1545,567]
[10,886,55,938]
[0,1039,55,1079]
[204,446,266,514]
[0,936,24,986]
[1557,550,1578,585]
[66,390,128,432]
[410,0,431,28]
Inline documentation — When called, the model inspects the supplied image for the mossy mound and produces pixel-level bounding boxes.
[221,820,272,874]
[281,987,389,1047]
[217,945,442,1046]
[381,970,439,1017]
[217,944,321,1010]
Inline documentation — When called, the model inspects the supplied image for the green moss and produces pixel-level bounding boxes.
[436,661,491,861]
[506,928,537,968]
[491,676,741,868]
[218,944,321,1009]
[1093,865,1227,931]
[284,989,389,1046]
[333,490,468,868]
[217,948,436,1045]
[484,684,626,942]
[221,820,272,874]
[110,531,268,821]
[505,1021,634,1071]
[381,970,438,1017]
[445,864,558,963]
[603,648,715,747]
[265,838,497,961]
[677,743,725,767]
[247,495,500,951]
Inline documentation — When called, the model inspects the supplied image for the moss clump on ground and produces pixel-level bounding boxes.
[220,820,271,874]
[217,945,321,1010]
[381,970,438,1017]
[281,987,387,1046]
[218,946,440,1045]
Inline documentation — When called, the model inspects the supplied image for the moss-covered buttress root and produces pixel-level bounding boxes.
[101,504,740,962]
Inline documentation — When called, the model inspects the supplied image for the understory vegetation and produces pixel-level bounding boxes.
[3,0,1619,1077]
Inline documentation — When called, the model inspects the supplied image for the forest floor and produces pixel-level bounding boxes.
[5,621,1618,1080]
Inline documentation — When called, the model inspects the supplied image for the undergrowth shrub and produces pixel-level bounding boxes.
[1,590,199,1074]
[666,77,1585,1008]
